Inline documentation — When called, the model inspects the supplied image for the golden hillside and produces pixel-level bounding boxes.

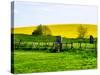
[12,24,97,38]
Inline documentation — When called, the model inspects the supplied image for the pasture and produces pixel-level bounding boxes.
[11,34,97,74]
[12,50,97,74]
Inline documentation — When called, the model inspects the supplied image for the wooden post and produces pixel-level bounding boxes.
[71,42,73,49]
[18,40,22,49]
[58,44,60,52]
[55,36,62,52]
[60,43,62,52]
[66,42,67,49]
[95,40,97,50]
[84,40,87,49]
[32,42,34,49]
[38,41,40,50]
[80,42,81,48]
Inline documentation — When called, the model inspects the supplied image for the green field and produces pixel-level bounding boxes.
[12,49,97,74]
[11,34,97,74]
[13,34,97,43]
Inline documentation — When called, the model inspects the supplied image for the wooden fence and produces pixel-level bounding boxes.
[14,40,97,51]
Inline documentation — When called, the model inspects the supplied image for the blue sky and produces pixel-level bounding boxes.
[14,1,97,27]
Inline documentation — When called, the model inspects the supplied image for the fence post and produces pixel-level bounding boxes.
[38,41,40,50]
[66,42,67,49]
[71,42,73,49]
[32,42,34,49]
[80,42,81,48]
[84,40,86,49]
[60,43,62,52]
[78,40,82,49]
[95,40,97,50]
[18,40,22,49]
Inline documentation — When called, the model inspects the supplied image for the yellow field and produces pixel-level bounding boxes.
[12,24,97,38]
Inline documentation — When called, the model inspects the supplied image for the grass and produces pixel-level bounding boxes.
[13,34,56,42]
[13,34,97,43]
[12,34,97,74]
[12,50,97,74]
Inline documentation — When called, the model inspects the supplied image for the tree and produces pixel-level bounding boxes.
[32,24,43,35]
[77,25,87,39]
[32,24,51,36]
[43,25,52,36]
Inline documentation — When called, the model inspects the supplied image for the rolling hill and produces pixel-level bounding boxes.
[12,24,97,38]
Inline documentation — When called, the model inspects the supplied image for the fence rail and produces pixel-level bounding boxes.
[13,40,97,51]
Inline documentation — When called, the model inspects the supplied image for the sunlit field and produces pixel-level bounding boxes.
[12,24,97,74]
[12,24,97,38]
[11,1,98,74]
[11,34,97,74]
[12,50,97,74]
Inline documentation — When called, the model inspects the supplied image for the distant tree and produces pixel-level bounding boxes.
[32,24,51,36]
[32,24,43,35]
[43,25,52,36]
[77,25,87,39]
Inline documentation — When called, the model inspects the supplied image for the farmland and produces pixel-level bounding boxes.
[12,50,96,74]
[11,34,97,74]
[11,1,98,74]
[11,24,97,74]
[12,24,97,38]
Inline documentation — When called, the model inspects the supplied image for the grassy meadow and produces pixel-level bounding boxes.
[11,24,97,74]
[12,50,97,73]
[12,34,97,74]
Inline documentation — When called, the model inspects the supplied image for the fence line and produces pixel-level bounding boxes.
[14,40,97,51]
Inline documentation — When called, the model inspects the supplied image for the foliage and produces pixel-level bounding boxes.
[32,24,43,35]
[32,24,51,36]
[77,25,87,39]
